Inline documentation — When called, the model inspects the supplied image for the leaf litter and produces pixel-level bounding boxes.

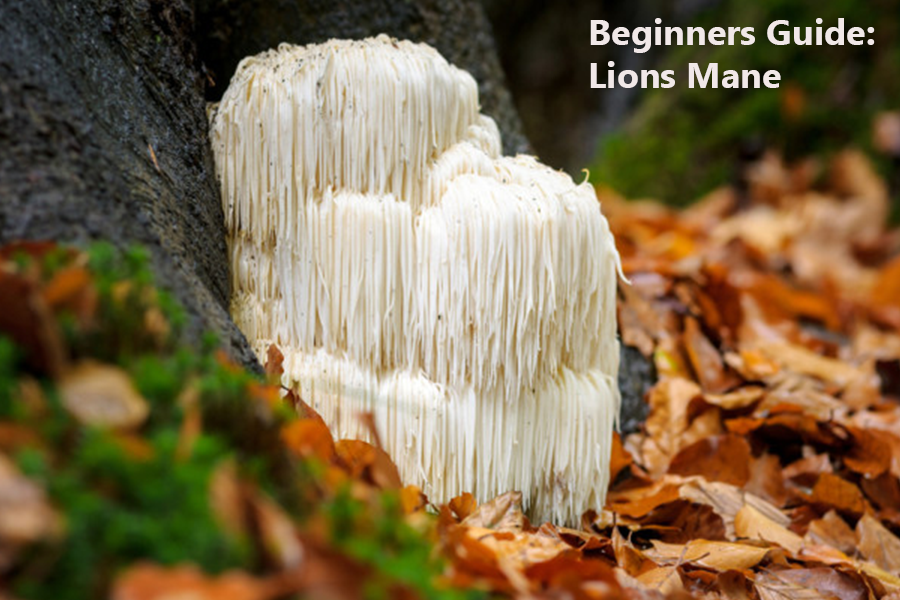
[2,141,900,598]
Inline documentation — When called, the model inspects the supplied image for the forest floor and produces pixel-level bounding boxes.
[2,148,900,599]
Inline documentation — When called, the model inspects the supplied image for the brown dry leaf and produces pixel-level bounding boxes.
[367,445,403,490]
[58,362,149,430]
[678,477,790,540]
[0,454,61,551]
[265,344,284,378]
[41,265,95,319]
[809,473,868,515]
[607,476,683,519]
[726,348,782,380]
[210,458,249,542]
[684,316,738,393]
[805,511,858,555]
[449,493,478,521]
[462,491,525,531]
[703,386,765,410]
[334,440,376,479]
[611,526,656,578]
[399,485,427,514]
[645,539,769,571]
[856,514,900,574]
[844,427,892,478]
[734,504,804,554]
[524,552,622,596]
[667,434,752,486]
[745,453,789,508]
[609,432,634,482]
[281,419,335,462]
[755,567,866,600]
[254,495,304,569]
[639,377,707,475]
[111,564,284,600]
[755,342,864,389]
[635,566,685,595]
[0,270,67,377]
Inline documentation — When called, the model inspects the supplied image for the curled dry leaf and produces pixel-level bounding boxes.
[58,361,149,430]
[449,492,478,521]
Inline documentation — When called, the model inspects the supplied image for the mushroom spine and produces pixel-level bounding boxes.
[211,35,622,525]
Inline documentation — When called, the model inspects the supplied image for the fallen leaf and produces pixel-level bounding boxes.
[844,427,892,478]
[635,566,685,595]
[58,362,149,430]
[808,474,868,516]
[805,511,858,555]
[684,316,739,393]
[857,514,900,574]
[703,386,765,410]
[667,434,752,486]
[449,493,478,521]
[462,492,525,532]
[265,344,284,378]
[111,563,284,600]
[281,419,335,462]
[645,539,769,571]
[0,454,61,547]
[400,485,427,514]
[755,567,866,600]
[734,504,804,554]
[678,477,790,540]
[755,342,864,389]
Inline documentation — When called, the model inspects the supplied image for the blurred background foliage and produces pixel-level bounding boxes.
[485,0,900,206]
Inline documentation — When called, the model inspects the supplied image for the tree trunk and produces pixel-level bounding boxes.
[0,0,260,368]
[193,0,530,155]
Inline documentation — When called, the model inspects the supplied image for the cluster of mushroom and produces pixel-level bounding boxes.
[210,35,621,525]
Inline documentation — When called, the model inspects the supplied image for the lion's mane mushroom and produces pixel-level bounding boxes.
[211,35,622,525]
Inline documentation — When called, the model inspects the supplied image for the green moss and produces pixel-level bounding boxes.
[14,431,250,600]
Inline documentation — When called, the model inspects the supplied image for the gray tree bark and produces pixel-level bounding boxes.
[193,0,530,155]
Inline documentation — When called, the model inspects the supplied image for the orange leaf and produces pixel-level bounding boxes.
[281,419,334,462]
[111,564,281,600]
[400,485,427,514]
[809,473,868,515]
[449,493,478,521]
[334,439,376,478]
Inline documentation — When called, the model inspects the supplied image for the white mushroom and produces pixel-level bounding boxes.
[211,35,622,525]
